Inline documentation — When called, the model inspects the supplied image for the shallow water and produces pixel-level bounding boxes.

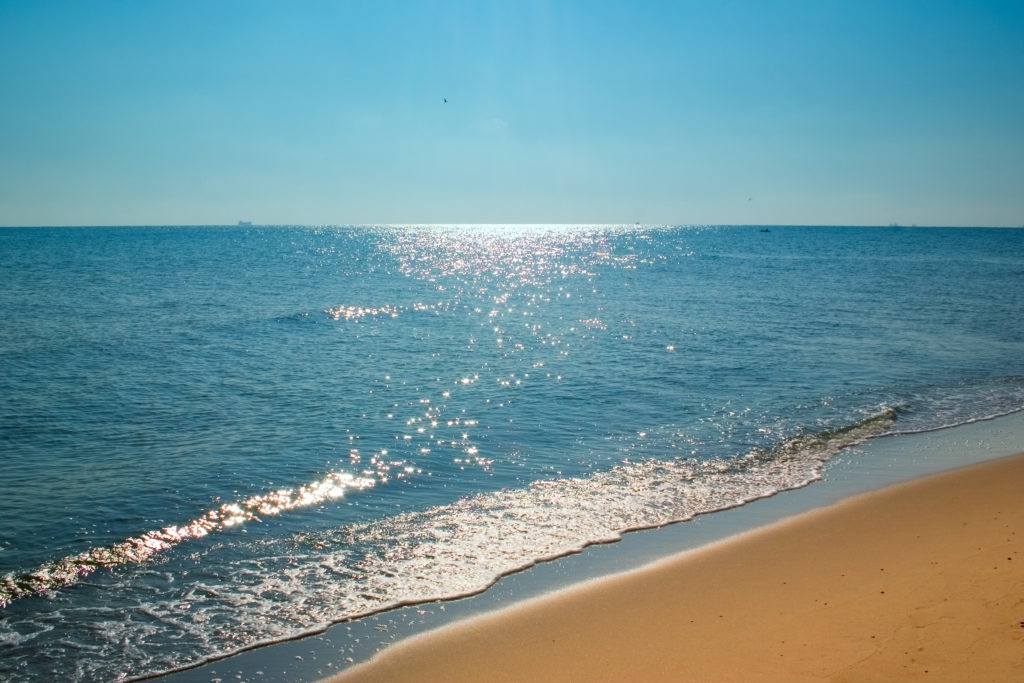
[1,225,1022,681]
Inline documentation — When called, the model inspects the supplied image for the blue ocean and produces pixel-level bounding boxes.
[1,225,1023,681]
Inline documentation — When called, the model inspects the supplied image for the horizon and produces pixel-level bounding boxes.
[2,1,1023,227]
[2,222,1022,230]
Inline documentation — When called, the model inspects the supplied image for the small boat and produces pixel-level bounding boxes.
[238,221,253,227]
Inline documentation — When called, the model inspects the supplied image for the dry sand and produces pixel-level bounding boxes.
[326,454,1024,682]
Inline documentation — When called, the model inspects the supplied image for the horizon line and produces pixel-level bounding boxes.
[2,222,1022,230]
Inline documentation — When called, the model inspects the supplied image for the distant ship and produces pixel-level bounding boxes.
[237,221,253,227]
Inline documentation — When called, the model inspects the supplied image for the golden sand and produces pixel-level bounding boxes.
[327,454,1024,682]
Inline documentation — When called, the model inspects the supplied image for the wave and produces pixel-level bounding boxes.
[137,406,902,680]
[0,408,894,616]
[0,471,378,608]
[881,376,1024,436]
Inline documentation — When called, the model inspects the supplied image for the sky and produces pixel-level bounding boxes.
[1,0,1022,227]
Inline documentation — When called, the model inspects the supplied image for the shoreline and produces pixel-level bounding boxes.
[327,452,1024,682]
[156,411,1024,683]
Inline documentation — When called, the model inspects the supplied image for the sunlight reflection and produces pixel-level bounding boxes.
[0,469,378,606]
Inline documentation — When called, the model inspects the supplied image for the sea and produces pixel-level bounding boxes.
[1,224,1022,682]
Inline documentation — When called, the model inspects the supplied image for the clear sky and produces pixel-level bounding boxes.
[1,0,1022,226]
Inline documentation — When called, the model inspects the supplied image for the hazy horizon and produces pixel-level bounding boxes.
[2,223,1022,229]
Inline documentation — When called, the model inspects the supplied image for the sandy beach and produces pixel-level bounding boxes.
[327,453,1024,683]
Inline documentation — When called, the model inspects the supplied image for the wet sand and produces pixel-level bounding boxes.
[326,453,1024,682]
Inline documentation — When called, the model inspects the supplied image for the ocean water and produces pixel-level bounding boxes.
[1,225,1022,681]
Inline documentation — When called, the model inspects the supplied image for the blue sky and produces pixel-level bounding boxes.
[1,0,1022,226]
